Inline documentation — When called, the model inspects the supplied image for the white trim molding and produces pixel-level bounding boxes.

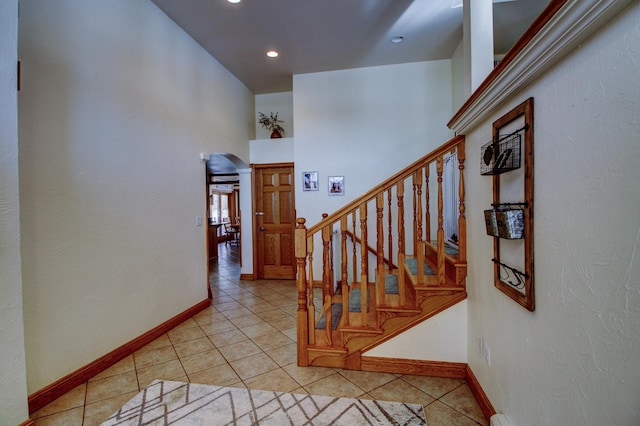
[449,0,636,134]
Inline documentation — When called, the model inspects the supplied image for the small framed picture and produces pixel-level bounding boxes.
[302,171,319,191]
[328,176,344,196]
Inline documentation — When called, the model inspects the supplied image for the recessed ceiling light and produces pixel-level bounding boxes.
[228,0,241,3]
[266,50,279,58]
[391,36,404,43]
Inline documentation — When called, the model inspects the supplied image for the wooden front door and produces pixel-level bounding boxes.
[254,164,296,279]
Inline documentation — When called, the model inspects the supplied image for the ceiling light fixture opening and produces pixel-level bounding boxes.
[227,0,241,4]
[266,50,279,58]
[391,36,404,43]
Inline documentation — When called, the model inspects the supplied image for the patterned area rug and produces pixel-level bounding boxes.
[101,380,427,425]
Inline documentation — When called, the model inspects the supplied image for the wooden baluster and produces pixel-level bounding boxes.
[359,204,368,325]
[425,165,431,244]
[397,181,406,305]
[415,168,423,246]
[415,168,424,284]
[387,189,393,269]
[457,141,467,265]
[412,173,418,257]
[352,211,357,288]
[322,221,333,344]
[341,216,349,326]
[437,156,445,285]
[295,218,309,366]
[307,233,315,345]
[376,193,385,308]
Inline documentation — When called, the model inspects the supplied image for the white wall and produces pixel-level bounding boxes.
[18,0,254,391]
[293,61,454,226]
[0,1,30,423]
[465,4,640,424]
[451,39,467,114]
[365,300,467,362]
[255,92,294,139]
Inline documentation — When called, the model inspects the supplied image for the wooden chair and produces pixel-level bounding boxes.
[224,222,240,246]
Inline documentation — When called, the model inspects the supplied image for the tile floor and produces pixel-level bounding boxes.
[31,244,488,426]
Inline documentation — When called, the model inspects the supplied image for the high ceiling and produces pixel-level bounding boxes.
[151,0,549,94]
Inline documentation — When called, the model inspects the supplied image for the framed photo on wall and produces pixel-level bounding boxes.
[302,171,319,191]
[328,176,344,196]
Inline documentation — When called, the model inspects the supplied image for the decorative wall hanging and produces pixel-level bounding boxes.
[486,98,535,311]
[328,176,344,196]
[303,171,319,191]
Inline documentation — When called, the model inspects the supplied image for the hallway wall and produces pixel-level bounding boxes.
[463,4,640,424]
[0,0,30,423]
[18,0,254,392]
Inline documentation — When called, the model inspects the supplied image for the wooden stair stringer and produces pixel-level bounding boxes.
[307,292,467,369]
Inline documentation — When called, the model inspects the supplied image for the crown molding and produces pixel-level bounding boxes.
[449,0,635,134]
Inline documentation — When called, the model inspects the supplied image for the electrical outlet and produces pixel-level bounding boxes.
[478,337,484,356]
[196,216,203,226]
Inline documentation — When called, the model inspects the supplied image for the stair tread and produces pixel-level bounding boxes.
[316,303,342,330]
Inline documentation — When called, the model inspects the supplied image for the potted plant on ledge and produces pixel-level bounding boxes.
[258,112,285,139]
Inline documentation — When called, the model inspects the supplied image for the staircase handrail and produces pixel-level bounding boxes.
[306,135,464,235]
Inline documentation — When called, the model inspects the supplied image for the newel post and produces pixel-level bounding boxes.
[295,217,309,366]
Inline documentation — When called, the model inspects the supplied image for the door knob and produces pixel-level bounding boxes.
[255,212,265,216]
[260,227,265,231]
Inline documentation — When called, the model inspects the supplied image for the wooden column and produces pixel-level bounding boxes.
[295,218,309,366]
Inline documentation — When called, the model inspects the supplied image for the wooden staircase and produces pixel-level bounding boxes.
[295,135,467,370]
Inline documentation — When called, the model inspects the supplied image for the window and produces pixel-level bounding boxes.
[210,191,229,223]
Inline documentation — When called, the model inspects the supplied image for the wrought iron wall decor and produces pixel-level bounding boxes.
[486,98,535,311]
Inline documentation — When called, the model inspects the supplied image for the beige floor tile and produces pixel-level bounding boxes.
[247,302,279,313]
[251,331,293,352]
[230,352,280,380]
[192,309,227,326]
[135,334,172,353]
[222,307,254,319]
[32,406,84,426]
[217,340,262,362]
[240,322,278,339]
[267,316,296,331]
[188,364,242,387]
[199,319,237,336]
[243,368,300,393]
[167,325,207,344]
[424,400,484,426]
[401,374,465,399]
[173,336,216,358]
[208,329,248,347]
[133,345,177,369]
[210,295,236,305]
[439,383,487,425]
[303,373,366,399]
[90,355,135,382]
[86,370,139,404]
[281,327,297,341]
[213,300,243,311]
[180,348,227,375]
[265,343,298,367]
[32,383,86,418]
[337,369,398,393]
[136,359,186,389]
[367,378,435,407]
[256,309,289,322]
[83,390,138,426]
[228,313,264,328]
[282,364,336,386]
[169,318,200,331]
